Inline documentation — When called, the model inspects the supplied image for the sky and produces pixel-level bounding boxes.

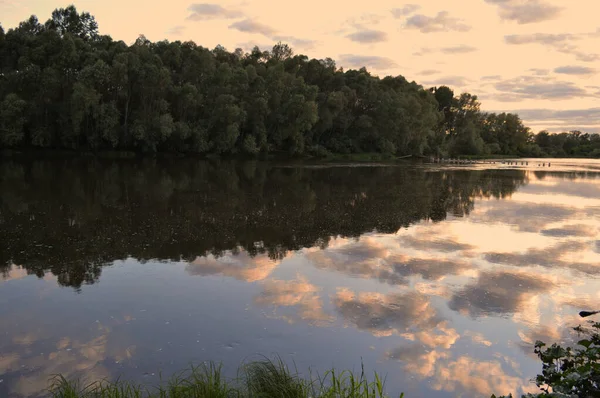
[1,0,599,134]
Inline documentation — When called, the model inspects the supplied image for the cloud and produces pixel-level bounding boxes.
[229,19,276,36]
[482,75,502,80]
[449,270,555,317]
[513,108,600,125]
[338,54,398,70]
[504,33,574,47]
[419,69,440,76]
[166,26,186,36]
[187,3,244,20]
[529,68,550,76]
[493,76,591,101]
[504,33,599,63]
[272,35,317,49]
[391,4,421,18]
[440,45,477,54]
[485,0,562,24]
[236,41,273,51]
[424,75,471,87]
[554,65,596,75]
[404,11,471,33]
[345,29,388,44]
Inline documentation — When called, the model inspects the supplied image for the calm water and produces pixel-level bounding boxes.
[1,157,599,397]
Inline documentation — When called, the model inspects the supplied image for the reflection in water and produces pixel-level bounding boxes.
[1,158,599,398]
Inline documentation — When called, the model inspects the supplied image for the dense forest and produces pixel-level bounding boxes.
[0,6,598,158]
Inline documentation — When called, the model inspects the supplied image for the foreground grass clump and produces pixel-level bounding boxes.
[49,357,401,398]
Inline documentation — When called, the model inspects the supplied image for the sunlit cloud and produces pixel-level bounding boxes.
[390,4,421,18]
[229,19,276,36]
[404,11,471,33]
[187,3,244,20]
[484,0,562,24]
[345,29,388,44]
[554,65,596,75]
[337,54,398,70]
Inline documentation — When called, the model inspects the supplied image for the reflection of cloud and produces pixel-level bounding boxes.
[334,289,441,337]
[1,264,29,283]
[306,238,405,285]
[464,330,492,346]
[474,201,579,232]
[541,224,598,238]
[3,319,135,397]
[449,270,555,317]
[254,276,333,326]
[388,256,471,281]
[388,345,533,396]
[431,356,528,397]
[387,345,449,378]
[186,250,282,282]
[307,236,472,285]
[484,240,599,275]
[398,235,474,253]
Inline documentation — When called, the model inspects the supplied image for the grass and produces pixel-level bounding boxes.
[48,357,403,398]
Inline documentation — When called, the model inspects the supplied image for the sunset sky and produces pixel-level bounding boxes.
[1,0,599,133]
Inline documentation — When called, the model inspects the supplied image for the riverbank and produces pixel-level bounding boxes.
[49,359,399,398]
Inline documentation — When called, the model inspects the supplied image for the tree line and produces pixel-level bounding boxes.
[0,6,598,158]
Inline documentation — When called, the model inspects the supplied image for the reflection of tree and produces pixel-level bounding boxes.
[0,158,527,288]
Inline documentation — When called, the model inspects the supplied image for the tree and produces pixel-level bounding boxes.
[45,5,99,41]
[0,93,27,146]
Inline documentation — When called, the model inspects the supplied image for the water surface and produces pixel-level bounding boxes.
[1,158,599,397]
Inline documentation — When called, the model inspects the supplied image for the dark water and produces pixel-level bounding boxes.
[1,157,599,397]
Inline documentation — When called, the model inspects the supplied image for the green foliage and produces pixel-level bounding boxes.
[48,358,400,398]
[492,322,600,398]
[532,322,600,396]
